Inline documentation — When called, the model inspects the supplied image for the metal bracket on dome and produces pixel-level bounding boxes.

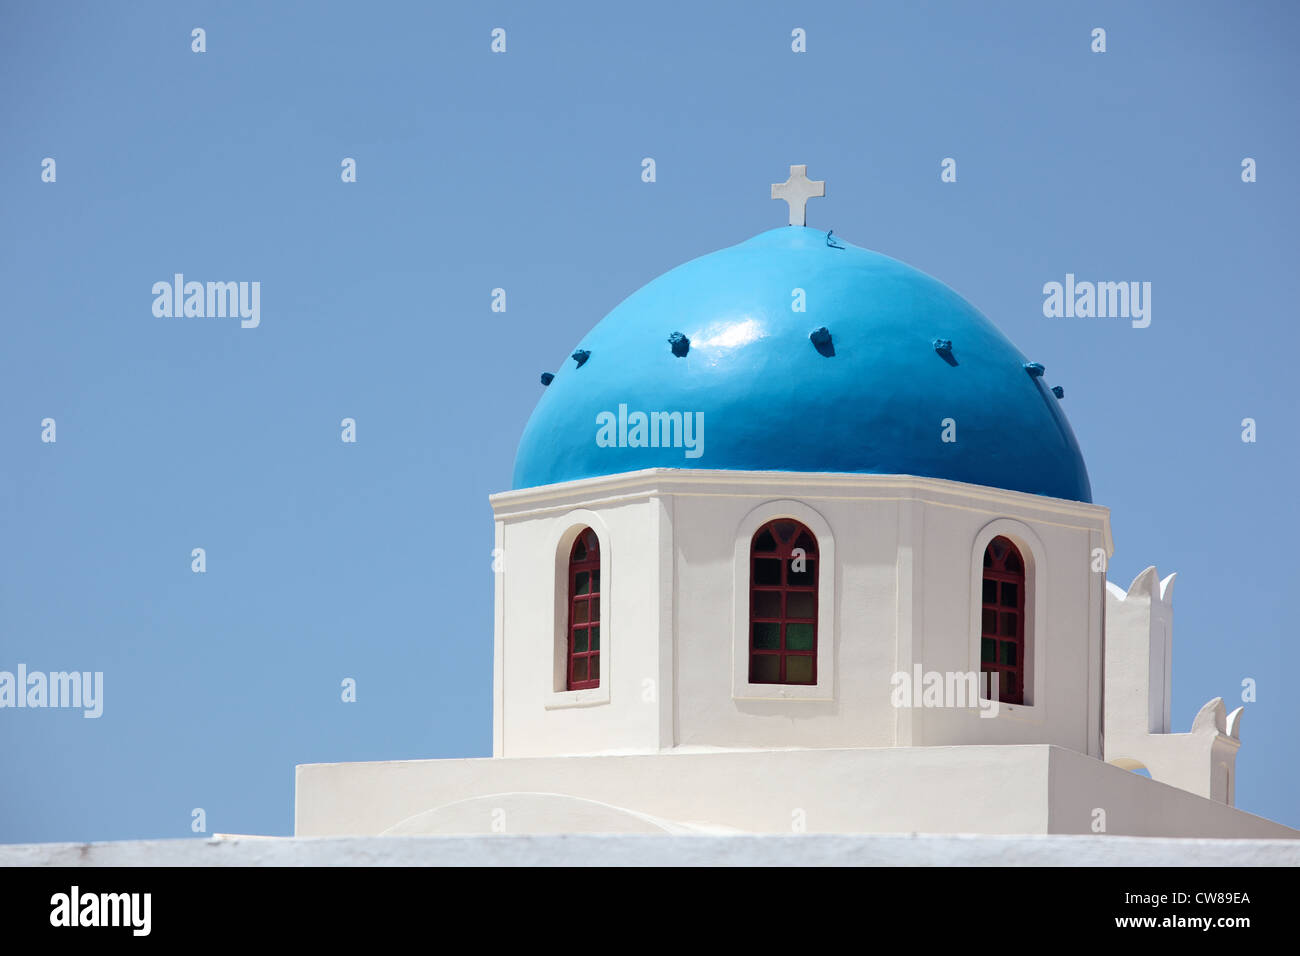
[540,372,554,386]
[1051,385,1064,399]
[933,338,957,366]
[809,326,835,357]
[826,230,844,249]
[668,332,690,357]
[1024,362,1045,377]
[572,349,591,368]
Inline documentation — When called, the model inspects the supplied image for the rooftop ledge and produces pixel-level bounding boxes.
[2,833,1296,868]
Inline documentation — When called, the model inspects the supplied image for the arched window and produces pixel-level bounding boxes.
[749,519,818,685]
[566,529,601,690]
[981,535,1025,705]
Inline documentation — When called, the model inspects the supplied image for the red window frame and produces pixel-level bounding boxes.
[566,529,601,690]
[749,519,819,685]
[980,535,1025,705]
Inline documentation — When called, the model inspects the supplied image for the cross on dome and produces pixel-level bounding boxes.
[771,164,825,226]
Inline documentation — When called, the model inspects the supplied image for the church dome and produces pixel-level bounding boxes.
[513,225,1091,502]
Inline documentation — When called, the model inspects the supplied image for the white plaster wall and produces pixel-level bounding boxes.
[491,469,1110,757]
[294,745,1297,839]
[669,483,898,749]
[494,489,668,757]
[912,503,1102,754]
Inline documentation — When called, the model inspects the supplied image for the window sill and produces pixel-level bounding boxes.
[733,682,834,702]
[545,684,611,709]
[978,699,1044,724]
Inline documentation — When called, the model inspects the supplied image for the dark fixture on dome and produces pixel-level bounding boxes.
[668,332,690,357]
[540,372,554,386]
[933,338,957,366]
[1051,385,1064,399]
[825,230,844,249]
[809,326,835,357]
[572,349,591,368]
[1024,362,1045,377]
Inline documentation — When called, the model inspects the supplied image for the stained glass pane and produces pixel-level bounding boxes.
[750,654,781,684]
[752,622,780,650]
[1005,548,1022,573]
[990,538,1007,562]
[982,579,997,604]
[754,559,782,586]
[786,592,815,619]
[981,637,995,663]
[981,608,996,634]
[788,560,815,588]
[749,520,821,688]
[1001,581,1018,608]
[1001,612,1017,637]
[567,527,601,690]
[786,656,814,684]
[999,670,1015,700]
[1000,642,1016,666]
[786,623,814,651]
[753,591,781,618]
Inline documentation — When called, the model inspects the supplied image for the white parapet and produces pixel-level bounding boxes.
[1104,566,1243,804]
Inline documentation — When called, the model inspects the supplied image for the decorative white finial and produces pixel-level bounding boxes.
[771,164,825,226]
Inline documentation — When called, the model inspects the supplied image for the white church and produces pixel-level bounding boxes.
[294,167,1295,843]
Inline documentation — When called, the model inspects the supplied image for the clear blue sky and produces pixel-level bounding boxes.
[2,1,1296,842]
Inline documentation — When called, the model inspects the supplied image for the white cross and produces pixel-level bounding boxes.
[771,164,825,226]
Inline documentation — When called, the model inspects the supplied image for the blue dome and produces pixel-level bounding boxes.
[513,227,1091,502]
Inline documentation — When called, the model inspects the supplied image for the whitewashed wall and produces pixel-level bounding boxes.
[490,469,1111,758]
